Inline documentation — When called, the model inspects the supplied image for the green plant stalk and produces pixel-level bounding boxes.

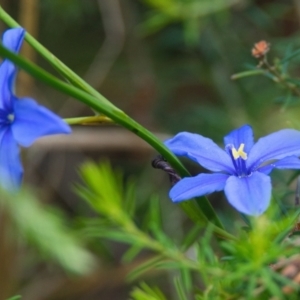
[104,210,228,272]
[0,42,232,236]
[64,115,114,125]
[120,217,203,271]
[263,58,300,98]
[231,69,266,80]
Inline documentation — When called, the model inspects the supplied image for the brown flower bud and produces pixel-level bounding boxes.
[252,40,270,58]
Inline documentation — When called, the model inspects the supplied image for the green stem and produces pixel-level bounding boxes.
[117,214,222,271]
[64,115,114,125]
[231,69,266,80]
[262,58,300,98]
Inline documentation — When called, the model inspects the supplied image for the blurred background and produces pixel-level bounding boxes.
[1,0,300,299]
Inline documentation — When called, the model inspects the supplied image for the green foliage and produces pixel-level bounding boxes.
[76,161,300,299]
[232,43,300,114]
[130,282,167,300]
[0,188,95,275]
[77,161,197,266]
[174,275,189,300]
[139,0,239,44]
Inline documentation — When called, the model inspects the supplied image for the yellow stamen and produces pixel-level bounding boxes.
[232,143,247,160]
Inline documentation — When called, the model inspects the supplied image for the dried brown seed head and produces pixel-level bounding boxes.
[252,40,270,58]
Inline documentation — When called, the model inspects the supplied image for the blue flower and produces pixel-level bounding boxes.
[165,125,300,216]
[0,28,71,190]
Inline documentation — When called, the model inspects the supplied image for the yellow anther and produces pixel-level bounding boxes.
[232,143,247,160]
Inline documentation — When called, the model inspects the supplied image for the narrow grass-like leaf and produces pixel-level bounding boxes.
[180,267,193,294]
[181,224,202,251]
[155,260,186,270]
[122,244,144,263]
[130,282,167,300]
[124,177,137,217]
[246,273,258,299]
[269,269,299,290]
[286,77,300,87]
[147,196,174,247]
[89,229,141,244]
[174,276,188,300]
[260,268,284,298]
[281,44,293,74]
[148,195,162,231]
[281,48,300,64]
[231,69,266,80]
[127,255,165,281]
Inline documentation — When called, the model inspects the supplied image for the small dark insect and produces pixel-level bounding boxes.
[152,155,181,186]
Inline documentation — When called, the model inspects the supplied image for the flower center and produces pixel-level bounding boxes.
[7,113,15,123]
[232,143,247,160]
[0,109,14,125]
[227,143,250,177]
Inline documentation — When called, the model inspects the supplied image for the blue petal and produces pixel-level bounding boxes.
[0,28,26,110]
[224,125,254,154]
[258,156,300,175]
[0,60,16,111]
[169,173,229,202]
[12,97,71,147]
[224,172,271,216]
[2,28,25,53]
[165,132,234,173]
[247,129,300,171]
[0,126,23,190]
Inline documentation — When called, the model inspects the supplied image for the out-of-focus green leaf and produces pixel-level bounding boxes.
[1,188,95,275]
[280,48,300,64]
[138,12,175,36]
[122,244,144,263]
[231,69,267,80]
[124,177,137,217]
[6,296,22,300]
[181,224,202,251]
[174,276,188,300]
[139,0,243,36]
[260,268,284,298]
[130,282,167,300]
[127,255,165,281]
